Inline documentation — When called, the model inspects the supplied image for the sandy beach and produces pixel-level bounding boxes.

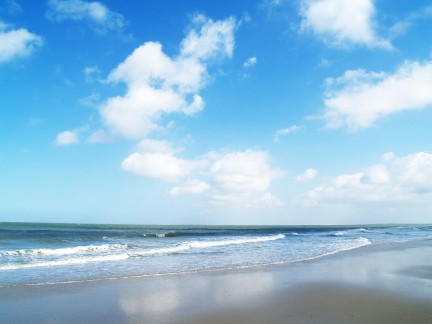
[1,239,431,323]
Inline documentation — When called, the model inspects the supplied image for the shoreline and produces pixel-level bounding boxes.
[1,239,431,323]
[0,237,422,289]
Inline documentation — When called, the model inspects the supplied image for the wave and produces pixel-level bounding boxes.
[143,233,168,238]
[181,233,285,249]
[288,237,372,264]
[329,228,371,237]
[142,231,229,238]
[0,234,286,270]
[0,244,128,257]
[133,234,286,256]
[0,235,370,278]
[0,253,130,271]
[324,237,371,256]
[131,245,190,256]
[330,231,345,237]
[261,237,373,268]
[135,233,282,257]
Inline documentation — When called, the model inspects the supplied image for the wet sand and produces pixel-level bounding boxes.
[1,240,431,323]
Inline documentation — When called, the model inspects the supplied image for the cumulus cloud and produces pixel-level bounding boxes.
[322,60,432,130]
[122,143,284,206]
[135,139,176,155]
[273,125,302,142]
[295,168,318,182]
[121,152,206,183]
[169,179,210,196]
[121,140,207,182]
[299,152,432,205]
[100,15,236,139]
[180,14,235,60]
[55,130,80,145]
[46,0,126,34]
[0,22,43,63]
[86,129,111,144]
[300,0,390,48]
[206,151,284,205]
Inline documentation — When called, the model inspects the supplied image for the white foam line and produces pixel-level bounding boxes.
[0,237,374,288]
[131,234,286,256]
[132,245,190,256]
[0,244,127,257]
[1,234,286,271]
[0,254,129,270]
[182,234,286,249]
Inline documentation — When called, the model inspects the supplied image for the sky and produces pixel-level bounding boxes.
[1,0,432,225]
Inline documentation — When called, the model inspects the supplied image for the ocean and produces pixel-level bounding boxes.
[0,223,431,287]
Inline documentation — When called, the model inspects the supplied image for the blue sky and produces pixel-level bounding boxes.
[1,0,432,225]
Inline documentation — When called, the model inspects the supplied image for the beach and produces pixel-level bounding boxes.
[3,1,432,321]
[1,239,431,323]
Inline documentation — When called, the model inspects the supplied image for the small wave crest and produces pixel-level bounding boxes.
[0,243,127,257]
[131,245,189,257]
[0,254,130,271]
[323,237,371,257]
[131,234,286,257]
[180,233,285,249]
[142,233,166,238]
[330,231,345,237]
[1,234,286,271]
[142,230,231,238]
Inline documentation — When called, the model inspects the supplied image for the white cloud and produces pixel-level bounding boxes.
[322,60,432,130]
[135,139,176,155]
[121,152,207,183]
[300,152,432,205]
[300,0,390,48]
[180,14,236,60]
[55,130,80,145]
[86,129,111,144]
[121,139,207,183]
[207,151,284,205]
[295,168,318,182]
[169,179,210,196]
[100,15,236,139]
[243,56,257,68]
[273,125,302,142]
[122,145,284,206]
[46,0,125,34]
[0,23,43,63]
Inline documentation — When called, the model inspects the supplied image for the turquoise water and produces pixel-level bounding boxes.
[0,223,431,287]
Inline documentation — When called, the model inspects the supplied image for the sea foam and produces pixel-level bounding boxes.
[0,253,130,271]
[181,233,285,249]
[0,244,127,257]
[131,234,286,257]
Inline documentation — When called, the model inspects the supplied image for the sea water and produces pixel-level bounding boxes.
[0,223,431,287]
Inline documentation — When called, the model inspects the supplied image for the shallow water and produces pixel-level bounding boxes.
[0,223,430,286]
